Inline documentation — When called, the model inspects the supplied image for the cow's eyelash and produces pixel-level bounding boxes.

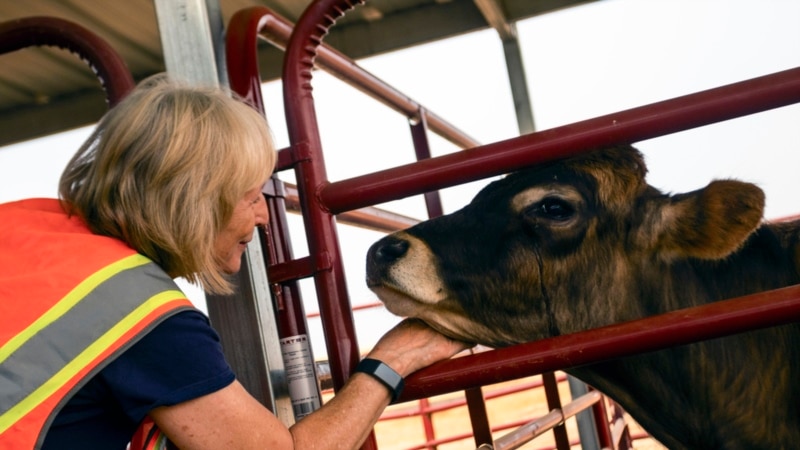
[525,197,575,221]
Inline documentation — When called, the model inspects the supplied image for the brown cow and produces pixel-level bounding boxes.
[366,145,800,450]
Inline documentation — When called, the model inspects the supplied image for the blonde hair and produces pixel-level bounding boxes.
[59,74,276,294]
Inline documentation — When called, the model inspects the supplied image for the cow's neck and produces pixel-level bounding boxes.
[569,220,800,449]
[654,221,800,313]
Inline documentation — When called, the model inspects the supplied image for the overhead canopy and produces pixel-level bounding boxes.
[0,0,594,147]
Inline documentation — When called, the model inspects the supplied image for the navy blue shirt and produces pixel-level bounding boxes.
[42,310,236,449]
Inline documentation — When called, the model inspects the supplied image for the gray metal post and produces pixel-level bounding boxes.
[500,26,536,135]
[152,0,293,426]
[567,376,601,450]
[473,0,535,135]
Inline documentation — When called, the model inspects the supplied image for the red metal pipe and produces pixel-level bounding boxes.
[226,7,293,109]
[378,377,556,420]
[0,16,134,106]
[400,284,800,401]
[320,66,800,214]
[418,398,436,450]
[410,110,445,219]
[465,387,493,447]
[227,6,479,150]
[541,372,570,450]
[282,0,365,401]
[590,392,614,449]
[228,8,327,419]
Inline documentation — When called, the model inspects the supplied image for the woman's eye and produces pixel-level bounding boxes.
[527,197,575,221]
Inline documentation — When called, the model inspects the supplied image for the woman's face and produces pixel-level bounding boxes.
[214,183,269,274]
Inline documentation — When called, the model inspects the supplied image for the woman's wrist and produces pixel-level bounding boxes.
[353,358,405,403]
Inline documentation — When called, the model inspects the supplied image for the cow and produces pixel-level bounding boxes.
[365,144,800,450]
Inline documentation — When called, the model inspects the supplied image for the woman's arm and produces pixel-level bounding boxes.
[150,319,470,449]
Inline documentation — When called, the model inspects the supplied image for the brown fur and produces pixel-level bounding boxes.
[366,145,800,449]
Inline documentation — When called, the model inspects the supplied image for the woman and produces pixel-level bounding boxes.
[0,75,468,449]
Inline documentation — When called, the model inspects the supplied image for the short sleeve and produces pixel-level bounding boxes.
[100,309,236,423]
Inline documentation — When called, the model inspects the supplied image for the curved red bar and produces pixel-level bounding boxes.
[281,0,367,396]
[226,7,295,112]
[0,16,134,106]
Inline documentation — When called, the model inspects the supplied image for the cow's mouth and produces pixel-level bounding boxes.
[368,285,429,318]
[369,284,518,347]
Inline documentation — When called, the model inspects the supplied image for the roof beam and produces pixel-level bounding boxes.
[473,0,515,40]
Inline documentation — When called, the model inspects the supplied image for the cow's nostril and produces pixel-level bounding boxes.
[374,237,409,263]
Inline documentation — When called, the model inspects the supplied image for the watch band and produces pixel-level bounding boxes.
[354,358,405,403]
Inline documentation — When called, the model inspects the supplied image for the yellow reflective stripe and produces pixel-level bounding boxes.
[0,254,150,364]
[0,289,186,434]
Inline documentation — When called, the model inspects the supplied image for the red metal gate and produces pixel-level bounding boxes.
[225,1,800,449]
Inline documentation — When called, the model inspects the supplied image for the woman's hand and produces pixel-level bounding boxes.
[365,318,473,377]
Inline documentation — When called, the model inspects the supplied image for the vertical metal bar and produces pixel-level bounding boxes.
[205,229,295,426]
[607,400,633,449]
[203,0,228,85]
[225,7,323,422]
[154,0,219,85]
[541,372,570,450]
[262,179,324,420]
[478,7,583,448]
[500,26,535,135]
[590,395,615,449]
[418,398,436,449]
[568,376,601,450]
[473,0,535,135]
[410,110,444,218]
[153,0,293,425]
[465,387,494,448]
[282,0,364,412]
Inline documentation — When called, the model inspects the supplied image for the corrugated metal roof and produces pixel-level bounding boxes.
[0,0,593,146]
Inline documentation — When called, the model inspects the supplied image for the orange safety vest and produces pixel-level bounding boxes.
[0,199,194,449]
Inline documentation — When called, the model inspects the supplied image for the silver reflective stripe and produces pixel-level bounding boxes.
[0,257,187,432]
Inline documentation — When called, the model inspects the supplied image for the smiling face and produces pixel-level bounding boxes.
[214,184,269,274]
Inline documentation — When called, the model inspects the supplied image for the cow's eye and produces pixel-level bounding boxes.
[526,197,575,222]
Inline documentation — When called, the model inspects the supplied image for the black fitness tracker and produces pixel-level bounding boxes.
[354,358,405,403]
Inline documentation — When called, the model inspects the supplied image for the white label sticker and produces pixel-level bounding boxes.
[279,334,321,419]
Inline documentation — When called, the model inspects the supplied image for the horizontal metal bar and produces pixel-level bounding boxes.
[230,6,479,151]
[280,183,420,232]
[400,283,800,401]
[321,66,800,214]
[493,391,603,450]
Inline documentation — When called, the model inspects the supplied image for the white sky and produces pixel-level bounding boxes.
[1,0,799,357]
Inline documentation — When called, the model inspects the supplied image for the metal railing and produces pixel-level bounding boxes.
[230,0,800,448]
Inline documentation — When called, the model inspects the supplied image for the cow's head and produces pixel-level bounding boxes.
[366,145,765,347]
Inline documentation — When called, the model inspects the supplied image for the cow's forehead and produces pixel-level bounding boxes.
[473,146,648,209]
[479,162,590,199]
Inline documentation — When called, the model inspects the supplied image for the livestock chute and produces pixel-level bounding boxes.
[3,1,800,449]
[272,0,800,449]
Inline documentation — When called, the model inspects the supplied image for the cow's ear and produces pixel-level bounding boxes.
[648,180,765,260]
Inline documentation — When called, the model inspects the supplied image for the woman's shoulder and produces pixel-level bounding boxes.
[45,309,234,448]
[124,308,224,369]
[103,308,235,416]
